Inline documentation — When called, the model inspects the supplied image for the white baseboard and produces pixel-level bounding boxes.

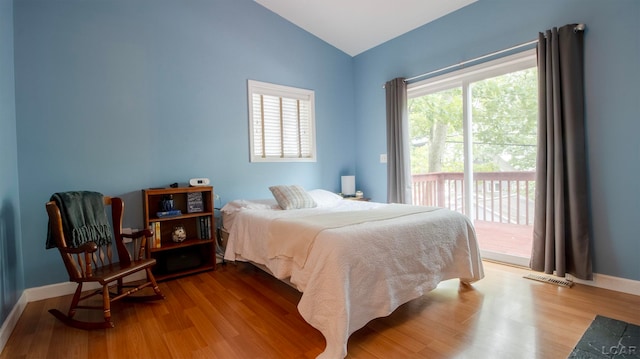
[566,273,640,296]
[481,251,640,296]
[0,291,27,354]
[25,271,147,302]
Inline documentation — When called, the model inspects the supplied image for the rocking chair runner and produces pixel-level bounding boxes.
[46,193,165,329]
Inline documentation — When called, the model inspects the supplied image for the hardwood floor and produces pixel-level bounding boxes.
[2,261,639,359]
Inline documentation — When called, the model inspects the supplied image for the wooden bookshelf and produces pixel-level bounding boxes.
[142,186,216,280]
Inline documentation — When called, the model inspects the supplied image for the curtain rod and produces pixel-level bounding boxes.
[384,23,585,88]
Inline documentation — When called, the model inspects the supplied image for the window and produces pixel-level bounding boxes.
[248,80,316,162]
[407,49,537,266]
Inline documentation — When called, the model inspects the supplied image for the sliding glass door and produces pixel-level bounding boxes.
[408,51,538,266]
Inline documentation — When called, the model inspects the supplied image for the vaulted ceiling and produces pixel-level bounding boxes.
[255,0,477,56]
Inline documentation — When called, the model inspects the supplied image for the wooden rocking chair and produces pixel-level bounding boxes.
[46,193,165,329]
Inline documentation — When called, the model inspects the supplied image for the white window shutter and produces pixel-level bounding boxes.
[248,80,316,162]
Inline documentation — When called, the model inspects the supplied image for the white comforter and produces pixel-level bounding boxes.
[223,199,484,359]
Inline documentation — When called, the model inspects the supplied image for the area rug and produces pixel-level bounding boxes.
[568,315,640,358]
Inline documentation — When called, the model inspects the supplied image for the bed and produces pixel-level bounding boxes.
[222,187,484,359]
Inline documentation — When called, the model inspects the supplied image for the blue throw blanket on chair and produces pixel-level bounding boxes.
[46,191,113,249]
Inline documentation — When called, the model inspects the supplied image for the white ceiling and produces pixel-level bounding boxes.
[255,0,477,57]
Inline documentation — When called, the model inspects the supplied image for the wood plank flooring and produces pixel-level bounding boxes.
[2,261,639,359]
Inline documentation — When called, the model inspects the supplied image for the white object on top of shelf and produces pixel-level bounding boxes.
[189,178,210,186]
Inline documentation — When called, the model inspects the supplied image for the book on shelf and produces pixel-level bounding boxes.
[156,209,182,218]
[153,222,161,248]
[196,217,203,239]
[196,216,211,240]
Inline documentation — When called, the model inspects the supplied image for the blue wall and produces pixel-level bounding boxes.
[0,0,24,324]
[354,0,640,280]
[13,0,355,288]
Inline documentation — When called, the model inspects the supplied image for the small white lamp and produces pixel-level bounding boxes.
[341,175,356,197]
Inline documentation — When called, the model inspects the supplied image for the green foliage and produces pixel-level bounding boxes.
[408,68,538,174]
[408,87,462,173]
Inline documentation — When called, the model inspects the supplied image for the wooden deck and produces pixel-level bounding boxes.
[411,171,536,261]
[473,220,533,259]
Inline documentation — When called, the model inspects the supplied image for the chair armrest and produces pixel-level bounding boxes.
[59,241,98,255]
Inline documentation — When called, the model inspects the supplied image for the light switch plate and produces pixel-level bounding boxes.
[380,154,387,163]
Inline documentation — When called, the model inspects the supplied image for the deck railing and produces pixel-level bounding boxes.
[412,171,536,225]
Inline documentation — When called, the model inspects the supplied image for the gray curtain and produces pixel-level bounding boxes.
[531,24,592,280]
[385,77,412,204]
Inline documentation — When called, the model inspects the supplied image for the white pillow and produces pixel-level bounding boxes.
[221,199,278,211]
[269,185,317,210]
[307,189,344,208]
